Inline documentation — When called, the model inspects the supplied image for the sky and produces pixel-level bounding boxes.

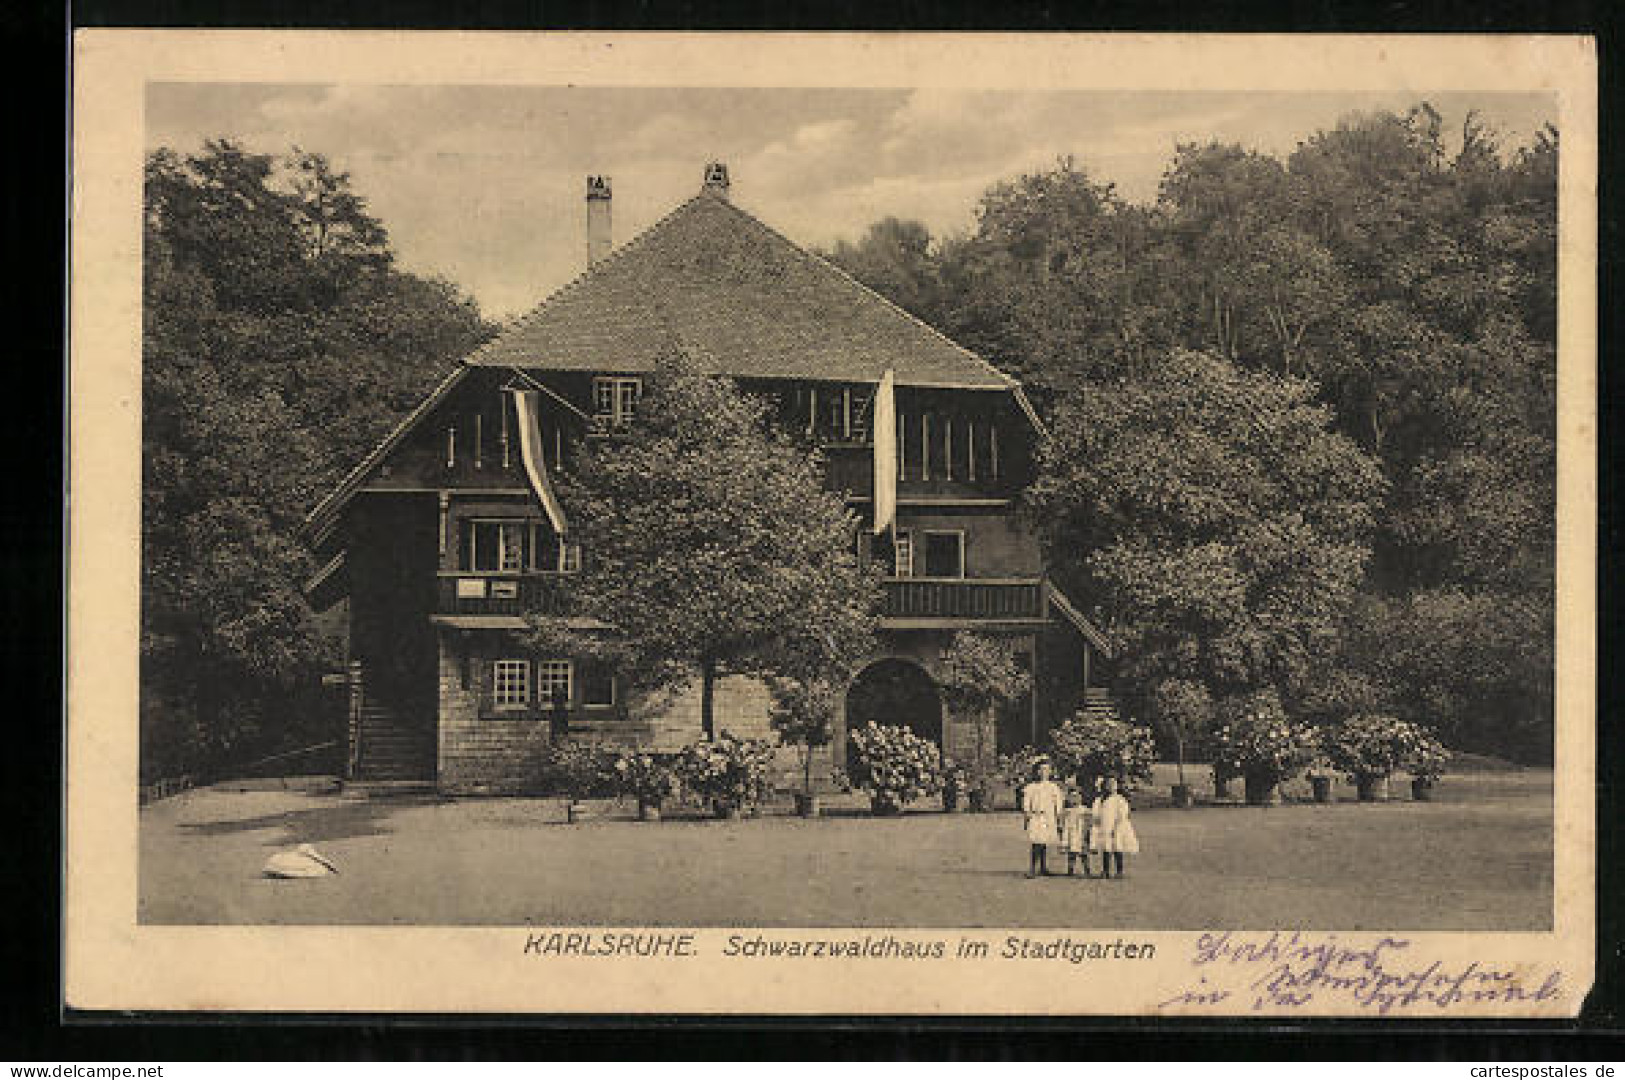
[146,84,1556,321]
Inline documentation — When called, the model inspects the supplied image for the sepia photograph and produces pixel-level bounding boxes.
[67,32,1596,1016]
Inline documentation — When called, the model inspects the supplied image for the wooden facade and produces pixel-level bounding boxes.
[304,167,1113,792]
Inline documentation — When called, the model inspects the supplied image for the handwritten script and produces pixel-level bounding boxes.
[1158,931,1564,1015]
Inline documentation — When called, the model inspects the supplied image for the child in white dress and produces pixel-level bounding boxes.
[1089,776,1140,878]
[1059,786,1092,877]
[1021,758,1064,878]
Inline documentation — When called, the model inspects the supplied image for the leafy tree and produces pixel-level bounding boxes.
[827,218,945,323]
[1028,349,1385,715]
[840,105,1556,763]
[531,358,881,740]
[1148,678,1213,790]
[141,140,494,781]
[936,631,1032,769]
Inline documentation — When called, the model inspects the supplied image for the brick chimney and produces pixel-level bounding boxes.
[586,175,612,267]
[702,162,730,200]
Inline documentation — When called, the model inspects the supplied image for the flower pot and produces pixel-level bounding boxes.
[1310,775,1333,803]
[1412,778,1434,802]
[1243,776,1280,806]
[870,795,903,816]
[1355,777,1381,802]
[793,793,822,818]
[1213,776,1234,801]
[1171,783,1194,809]
[637,799,662,822]
[942,790,961,812]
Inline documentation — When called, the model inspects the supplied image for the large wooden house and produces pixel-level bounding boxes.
[303,164,1113,793]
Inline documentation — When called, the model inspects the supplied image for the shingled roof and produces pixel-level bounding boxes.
[465,188,1016,391]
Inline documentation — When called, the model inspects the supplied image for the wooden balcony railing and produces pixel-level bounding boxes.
[882,577,1043,621]
[436,573,573,617]
[438,574,1042,623]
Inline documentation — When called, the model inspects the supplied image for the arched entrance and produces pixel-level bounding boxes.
[845,658,943,747]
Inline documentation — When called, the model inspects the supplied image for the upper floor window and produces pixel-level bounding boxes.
[921,530,965,578]
[462,519,581,574]
[593,376,642,430]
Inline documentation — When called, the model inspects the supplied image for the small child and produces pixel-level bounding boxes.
[1021,758,1064,878]
[1089,776,1140,878]
[1059,786,1092,877]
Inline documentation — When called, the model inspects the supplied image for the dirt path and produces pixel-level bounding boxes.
[139,772,1552,929]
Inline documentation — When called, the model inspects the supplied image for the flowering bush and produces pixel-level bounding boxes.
[675,733,776,812]
[1047,715,1156,791]
[536,740,618,799]
[1327,715,1449,783]
[845,723,943,812]
[997,746,1048,788]
[611,750,681,804]
[1408,729,1451,782]
[1211,698,1318,789]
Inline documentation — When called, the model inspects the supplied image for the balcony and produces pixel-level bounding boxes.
[435,573,1045,627]
[881,577,1044,624]
[436,572,573,617]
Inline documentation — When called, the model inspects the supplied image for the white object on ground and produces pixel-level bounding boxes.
[263,843,340,878]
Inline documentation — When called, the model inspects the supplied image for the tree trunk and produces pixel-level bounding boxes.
[700,658,716,741]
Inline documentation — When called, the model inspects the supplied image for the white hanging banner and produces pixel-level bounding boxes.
[508,388,569,536]
[872,368,897,535]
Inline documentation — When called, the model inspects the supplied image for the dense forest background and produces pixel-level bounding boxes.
[140,104,1557,782]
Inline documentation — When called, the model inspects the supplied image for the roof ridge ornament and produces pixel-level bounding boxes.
[702,162,730,198]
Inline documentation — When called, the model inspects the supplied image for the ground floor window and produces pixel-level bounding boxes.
[493,659,530,708]
[580,660,615,707]
[536,659,573,707]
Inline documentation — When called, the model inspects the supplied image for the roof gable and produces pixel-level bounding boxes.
[466,191,1015,390]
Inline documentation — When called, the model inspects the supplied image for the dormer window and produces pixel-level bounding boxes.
[593,376,642,430]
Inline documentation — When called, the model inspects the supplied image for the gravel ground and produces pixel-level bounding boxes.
[138,769,1552,929]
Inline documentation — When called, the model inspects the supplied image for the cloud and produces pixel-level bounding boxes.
[145,84,1556,319]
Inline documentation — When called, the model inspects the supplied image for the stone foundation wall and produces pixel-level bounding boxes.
[436,630,822,794]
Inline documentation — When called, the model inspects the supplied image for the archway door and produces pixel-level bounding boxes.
[845,658,943,748]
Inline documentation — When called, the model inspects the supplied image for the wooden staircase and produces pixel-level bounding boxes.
[1080,688,1120,723]
[346,665,436,782]
[354,700,436,781]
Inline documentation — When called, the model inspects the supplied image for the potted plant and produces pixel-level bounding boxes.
[937,632,1032,806]
[941,760,969,812]
[1150,679,1211,809]
[1326,714,1432,802]
[1047,713,1156,797]
[1306,757,1336,803]
[1406,728,1450,801]
[676,732,775,819]
[767,675,838,818]
[845,722,943,815]
[538,740,616,823]
[613,749,679,821]
[1211,691,1317,806]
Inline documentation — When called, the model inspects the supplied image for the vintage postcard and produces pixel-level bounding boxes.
[67,32,1596,1016]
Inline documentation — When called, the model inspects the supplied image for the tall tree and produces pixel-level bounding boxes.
[142,140,494,780]
[1028,349,1386,715]
[531,359,881,740]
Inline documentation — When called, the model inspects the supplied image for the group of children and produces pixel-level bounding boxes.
[1019,757,1139,879]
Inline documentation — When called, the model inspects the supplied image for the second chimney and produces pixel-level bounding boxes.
[586,175,612,268]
